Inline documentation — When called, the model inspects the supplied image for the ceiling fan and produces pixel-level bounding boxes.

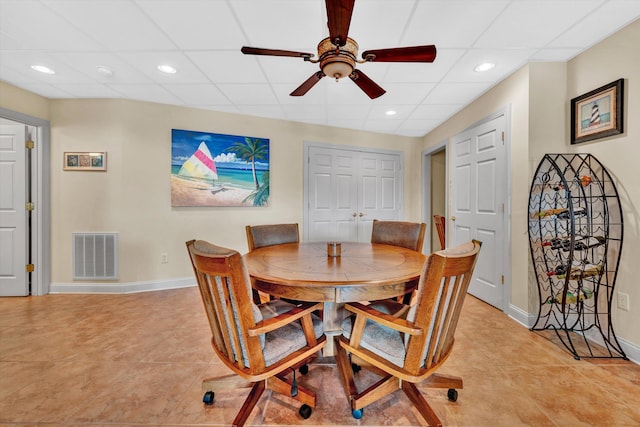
[241,0,437,99]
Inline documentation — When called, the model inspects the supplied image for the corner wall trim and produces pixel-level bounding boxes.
[49,277,194,294]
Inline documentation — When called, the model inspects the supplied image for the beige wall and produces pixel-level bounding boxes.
[45,98,423,283]
[0,81,50,120]
[422,19,640,352]
[564,20,640,350]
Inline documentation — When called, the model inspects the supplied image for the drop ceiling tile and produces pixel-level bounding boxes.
[327,105,370,121]
[347,0,415,48]
[41,0,176,50]
[236,105,285,120]
[231,0,323,50]
[424,82,492,105]
[396,118,443,136]
[530,48,583,61]
[186,51,267,84]
[367,104,416,121]
[441,49,536,83]
[282,104,326,121]
[409,104,464,120]
[401,0,510,48]
[163,84,231,105]
[256,56,322,85]
[199,105,241,115]
[272,83,327,104]
[137,0,247,49]
[0,0,103,50]
[326,80,380,105]
[217,83,279,105]
[383,49,466,83]
[108,84,184,106]
[0,51,98,84]
[117,52,209,84]
[474,1,603,49]
[48,52,153,84]
[361,119,401,134]
[370,83,436,105]
[547,1,640,48]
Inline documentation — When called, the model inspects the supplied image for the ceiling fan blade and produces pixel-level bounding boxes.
[349,69,386,99]
[290,72,325,96]
[362,45,437,62]
[241,46,313,59]
[325,0,355,46]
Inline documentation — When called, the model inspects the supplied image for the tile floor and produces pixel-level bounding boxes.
[1,287,639,426]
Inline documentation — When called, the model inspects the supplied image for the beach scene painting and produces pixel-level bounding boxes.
[171,129,269,207]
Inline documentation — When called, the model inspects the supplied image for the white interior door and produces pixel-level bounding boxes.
[0,124,28,296]
[450,115,507,310]
[305,144,402,242]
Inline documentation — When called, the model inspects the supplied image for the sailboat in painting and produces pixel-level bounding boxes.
[178,142,225,193]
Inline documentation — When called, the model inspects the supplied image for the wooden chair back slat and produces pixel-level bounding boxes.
[433,215,446,250]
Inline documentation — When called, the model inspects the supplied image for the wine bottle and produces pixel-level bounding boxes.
[542,235,605,251]
[535,206,586,219]
[557,263,603,280]
[550,287,594,304]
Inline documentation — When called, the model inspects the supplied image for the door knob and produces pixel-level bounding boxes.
[352,212,357,218]
[451,216,456,221]
[359,212,365,217]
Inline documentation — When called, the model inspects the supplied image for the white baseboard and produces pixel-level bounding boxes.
[507,303,639,365]
[50,277,195,294]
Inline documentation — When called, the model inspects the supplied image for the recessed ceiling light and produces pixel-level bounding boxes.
[385,110,397,116]
[30,65,56,74]
[157,64,177,74]
[96,65,114,77]
[474,62,495,72]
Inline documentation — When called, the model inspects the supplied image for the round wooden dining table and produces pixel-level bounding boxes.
[243,241,427,356]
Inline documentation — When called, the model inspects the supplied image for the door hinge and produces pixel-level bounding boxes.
[501,132,504,143]
[26,264,35,273]
[26,202,35,211]
[501,275,504,285]
[26,140,35,150]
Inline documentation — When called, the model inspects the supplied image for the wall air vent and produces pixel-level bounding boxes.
[72,232,118,280]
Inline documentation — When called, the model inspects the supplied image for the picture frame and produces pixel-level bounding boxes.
[571,78,624,144]
[63,152,107,171]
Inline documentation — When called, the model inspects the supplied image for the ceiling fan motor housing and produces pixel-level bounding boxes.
[318,37,358,80]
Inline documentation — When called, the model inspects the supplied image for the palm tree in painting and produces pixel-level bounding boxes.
[229,137,268,190]
[244,171,270,207]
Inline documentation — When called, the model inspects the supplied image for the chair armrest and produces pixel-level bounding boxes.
[345,302,422,336]
[248,302,323,336]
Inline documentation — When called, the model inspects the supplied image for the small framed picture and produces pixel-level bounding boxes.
[570,79,624,144]
[64,152,107,171]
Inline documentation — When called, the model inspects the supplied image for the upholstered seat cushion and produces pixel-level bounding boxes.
[341,316,406,368]
[260,299,323,367]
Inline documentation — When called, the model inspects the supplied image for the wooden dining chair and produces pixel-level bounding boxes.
[246,223,300,303]
[370,219,426,304]
[335,240,482,427]
[186,239,326,427]
[246,223,299,251]
[371,219,427,252]
[433,214,446,250]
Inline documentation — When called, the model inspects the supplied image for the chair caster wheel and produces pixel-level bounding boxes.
[299,364,309,375]
[299,404,312,419]
[352,408,363,419]
[447,388,458,402]
[203,390,215,405]
[351,362,361,373]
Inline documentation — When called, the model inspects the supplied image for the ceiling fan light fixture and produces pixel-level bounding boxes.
[318,37,358,81]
